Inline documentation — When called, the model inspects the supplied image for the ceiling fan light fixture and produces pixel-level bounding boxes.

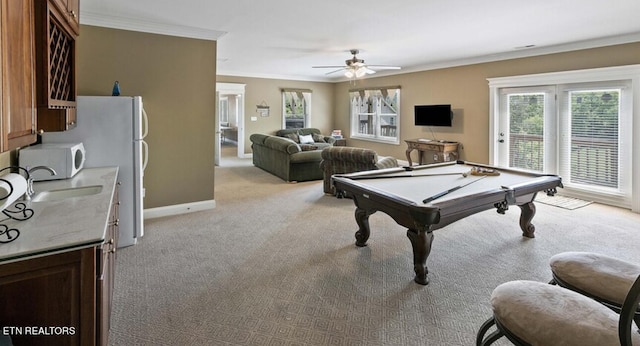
[314,49,400,80]
[344,69,355,78]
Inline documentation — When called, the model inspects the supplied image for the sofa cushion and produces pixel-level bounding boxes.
[312,133,326,143]
[283,133,299,143]
[277,128,337,146]
[277,128,321,137]
[299,134,314,144]
[300,144,318,151]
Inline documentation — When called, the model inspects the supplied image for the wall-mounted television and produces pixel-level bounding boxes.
[414,104,453,127]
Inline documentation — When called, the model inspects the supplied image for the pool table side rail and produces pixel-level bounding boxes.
[332,175,442,230]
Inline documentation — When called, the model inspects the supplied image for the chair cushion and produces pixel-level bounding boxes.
[550,251,640,306]
[491,280,640,346]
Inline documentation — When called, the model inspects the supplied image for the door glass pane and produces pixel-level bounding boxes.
[569,90,619,188]
[508,93,544,172]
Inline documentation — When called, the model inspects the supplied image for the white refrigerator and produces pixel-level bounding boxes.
[43,96,148,248]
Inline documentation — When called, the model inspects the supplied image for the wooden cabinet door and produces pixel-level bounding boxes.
[96,186,118,345]
[50,0,79,35]
[0,248,97,346]
[34,0,77,132]
[0,0,37,151]
[0,1,4,150]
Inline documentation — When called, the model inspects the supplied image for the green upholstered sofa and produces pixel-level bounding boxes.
[249,128,335,182]
[319,146,399,194]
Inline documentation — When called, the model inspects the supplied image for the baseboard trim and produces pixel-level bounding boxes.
[144,200,216,219]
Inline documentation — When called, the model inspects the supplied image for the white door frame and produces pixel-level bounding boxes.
[488,64,640,212]
[216,82,246,162]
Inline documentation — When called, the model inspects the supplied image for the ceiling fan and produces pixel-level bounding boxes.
[312,49,401,78]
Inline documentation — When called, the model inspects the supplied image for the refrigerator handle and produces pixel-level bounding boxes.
[142,140,149,171]
[141,108,149,139]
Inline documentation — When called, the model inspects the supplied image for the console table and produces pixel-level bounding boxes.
[405,139,459,166]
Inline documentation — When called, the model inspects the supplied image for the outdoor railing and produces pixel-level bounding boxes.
[509,133,618,188]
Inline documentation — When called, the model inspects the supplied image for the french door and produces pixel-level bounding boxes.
[493,81,632,207]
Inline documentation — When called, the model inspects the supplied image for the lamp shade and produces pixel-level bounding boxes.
[344,69,355,78]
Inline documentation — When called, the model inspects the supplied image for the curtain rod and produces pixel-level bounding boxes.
[280,88,312,93]
[348,85,401,92]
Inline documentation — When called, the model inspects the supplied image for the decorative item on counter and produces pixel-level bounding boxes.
[112,81,121,96]
[0,167,36,244]
[256,101,269,117]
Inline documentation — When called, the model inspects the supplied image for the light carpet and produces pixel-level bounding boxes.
[108,152,640,345]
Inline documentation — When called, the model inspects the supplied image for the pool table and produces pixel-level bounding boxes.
[332,161,563,285]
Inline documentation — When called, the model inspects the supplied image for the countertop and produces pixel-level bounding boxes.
[0,166,118,264]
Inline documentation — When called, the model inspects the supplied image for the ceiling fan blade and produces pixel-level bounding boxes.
[324,68,346,75]
[367,65,401,70]
[364,67,376,75]
[312,65,345,69]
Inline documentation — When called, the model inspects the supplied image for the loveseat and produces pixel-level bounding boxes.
[249,128,335,182]
[320,146,399,194]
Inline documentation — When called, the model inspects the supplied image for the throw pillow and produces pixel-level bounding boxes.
[300,144,318,151]
[299,134,314,144]
[312,133,326,143]
[284,133,299,143]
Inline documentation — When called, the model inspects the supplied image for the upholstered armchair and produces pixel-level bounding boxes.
[319,146,399,195]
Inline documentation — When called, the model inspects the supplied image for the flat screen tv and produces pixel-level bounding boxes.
[414,104,453,127]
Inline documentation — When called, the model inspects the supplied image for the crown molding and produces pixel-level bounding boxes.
[80,11,227,41]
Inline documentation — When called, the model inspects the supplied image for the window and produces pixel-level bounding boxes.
[282,89,311,129]
[349,86,400,144]
[219,96,229,125]
[489,65,640,210]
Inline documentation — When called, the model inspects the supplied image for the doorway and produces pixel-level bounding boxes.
[215,83,245,166]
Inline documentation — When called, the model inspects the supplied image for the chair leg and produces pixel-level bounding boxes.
[476,316,505,346]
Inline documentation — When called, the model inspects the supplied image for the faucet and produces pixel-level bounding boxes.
[24,166,57,201]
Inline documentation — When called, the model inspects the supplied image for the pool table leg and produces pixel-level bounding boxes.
[406,229,434,285]
[518,202,536,238]
[354,207,374,247]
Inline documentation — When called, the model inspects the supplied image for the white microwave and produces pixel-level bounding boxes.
[19,143,86,181]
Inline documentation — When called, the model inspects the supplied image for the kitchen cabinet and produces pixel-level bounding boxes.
[0,183,119,346]
[34,0,77,132]
[97,184,119,345]
[50,0,79,35]
[0,0,38,151]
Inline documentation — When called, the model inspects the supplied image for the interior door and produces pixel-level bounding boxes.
[214,91,221,166]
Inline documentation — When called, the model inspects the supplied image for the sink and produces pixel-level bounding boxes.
[32,185,103,202]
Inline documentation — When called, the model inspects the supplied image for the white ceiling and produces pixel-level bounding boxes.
[80,0,640,82]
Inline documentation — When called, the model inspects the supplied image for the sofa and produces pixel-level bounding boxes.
[319,146,399,194]
[249,128,335,182]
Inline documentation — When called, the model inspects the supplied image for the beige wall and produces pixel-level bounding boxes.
[333,42,640,164]
[72,26,640,210]
[217,76,334,153]
[76,26,216,208]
